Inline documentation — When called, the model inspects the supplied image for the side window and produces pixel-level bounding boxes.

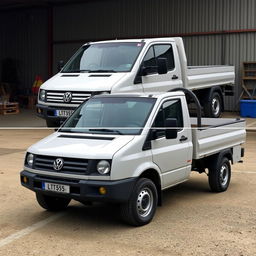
[154,45,175,71]
[142,46,157,74]
[142,44,175,75]
[162,100,183,129]
[153,99,183,137]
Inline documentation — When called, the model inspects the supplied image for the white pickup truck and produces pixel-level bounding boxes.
[21,91,245,226]
[37,37,235,127]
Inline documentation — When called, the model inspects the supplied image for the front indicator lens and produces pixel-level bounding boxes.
[21,176,29,184]
[99,187,107,195]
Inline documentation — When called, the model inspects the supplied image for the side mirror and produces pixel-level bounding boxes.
[142,66,148,76]
[58,60,65,72]
[150,129,161,140]
[165,118,178,139]
[138,64,149,76]
[157,58,168,75]
[139,61,154,76]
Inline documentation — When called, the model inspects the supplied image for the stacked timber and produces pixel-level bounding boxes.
[0,102,19,115]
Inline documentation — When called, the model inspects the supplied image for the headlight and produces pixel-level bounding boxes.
[39,89,46,101]
[26,153,34,167]
[97,160,110,175]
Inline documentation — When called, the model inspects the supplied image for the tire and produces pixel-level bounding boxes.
[204,91,223,118]
[120,178,158,226]
[36,193,71,211]
[46,119,59,128]
[208,157,231,192]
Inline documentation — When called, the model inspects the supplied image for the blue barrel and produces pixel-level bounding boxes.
[240,100,256,118]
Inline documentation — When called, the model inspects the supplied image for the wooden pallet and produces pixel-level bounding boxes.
[239,62,256,101]
[0,102,19,115]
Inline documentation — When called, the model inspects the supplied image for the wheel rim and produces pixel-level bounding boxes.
[220,164,229,186]
[212,97,220,116]
[136,187,154,218]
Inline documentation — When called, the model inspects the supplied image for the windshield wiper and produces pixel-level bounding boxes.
[89,128,123,135]
[88,70,116,73]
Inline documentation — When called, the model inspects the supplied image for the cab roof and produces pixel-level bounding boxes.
[83,37,179,46]
[93,91,185,99]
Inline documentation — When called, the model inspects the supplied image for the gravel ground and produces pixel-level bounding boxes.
[0,129,255,256]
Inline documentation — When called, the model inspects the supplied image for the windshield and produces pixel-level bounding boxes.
[60,97,156,135]
[62,42,145,73]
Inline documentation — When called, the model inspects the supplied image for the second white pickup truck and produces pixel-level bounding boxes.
[21,91,245,226]
[37,37,235,127]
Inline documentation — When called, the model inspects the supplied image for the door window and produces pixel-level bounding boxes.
[154,45,175,71]
[142,44,175,75]
[153,99,183,137]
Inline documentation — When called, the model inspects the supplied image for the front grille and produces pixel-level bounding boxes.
[34,155,89,175]
[46,91,91,104]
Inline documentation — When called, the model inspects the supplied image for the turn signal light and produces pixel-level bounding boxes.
[21,176,29,184]
[99,187,107,195]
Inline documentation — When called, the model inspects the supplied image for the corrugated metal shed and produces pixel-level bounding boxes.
[51,0,256,110]
[0,8,48,93]
[1,0,256,110]
[52,0,256,38]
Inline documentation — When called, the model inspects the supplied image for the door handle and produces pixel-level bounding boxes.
[172,75,178,80]
[179,135,188,142]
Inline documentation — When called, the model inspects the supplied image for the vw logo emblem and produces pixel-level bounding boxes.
[63,92,72,103]
[53,158,64,171]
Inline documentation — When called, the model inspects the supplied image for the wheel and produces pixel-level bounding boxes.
[120,178,158,226]
[208,157,231,192]
[36,193,71,211]
[46,119,59,128]
[204,91,223,118]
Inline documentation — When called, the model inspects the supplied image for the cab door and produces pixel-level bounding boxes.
[150,98,192,188]
[141,44,182,92]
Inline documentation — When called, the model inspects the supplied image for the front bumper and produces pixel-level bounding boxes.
[36,104,76,121]
[20,170,137,203]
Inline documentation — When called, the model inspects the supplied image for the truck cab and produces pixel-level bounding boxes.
[37,38,235,127]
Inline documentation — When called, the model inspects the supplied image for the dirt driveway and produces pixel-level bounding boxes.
[0,129,255,256]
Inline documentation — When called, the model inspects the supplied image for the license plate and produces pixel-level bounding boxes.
[42,182,70,194]
[55,110,74,117]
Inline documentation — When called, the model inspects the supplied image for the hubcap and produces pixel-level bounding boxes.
[220,164,229,186]
[136,188,153,218]
[212,97,220,116]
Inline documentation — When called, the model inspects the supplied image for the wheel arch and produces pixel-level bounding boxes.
[207,149,233,167]
[207,149,232,192]
[206,85,224,111]
[211,86,224,112]
[195,86,223,107]
[194,86,224,118]
[139,169,162,206]
[221,149,233,164]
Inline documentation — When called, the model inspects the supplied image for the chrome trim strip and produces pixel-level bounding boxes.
[24,166,110,181]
